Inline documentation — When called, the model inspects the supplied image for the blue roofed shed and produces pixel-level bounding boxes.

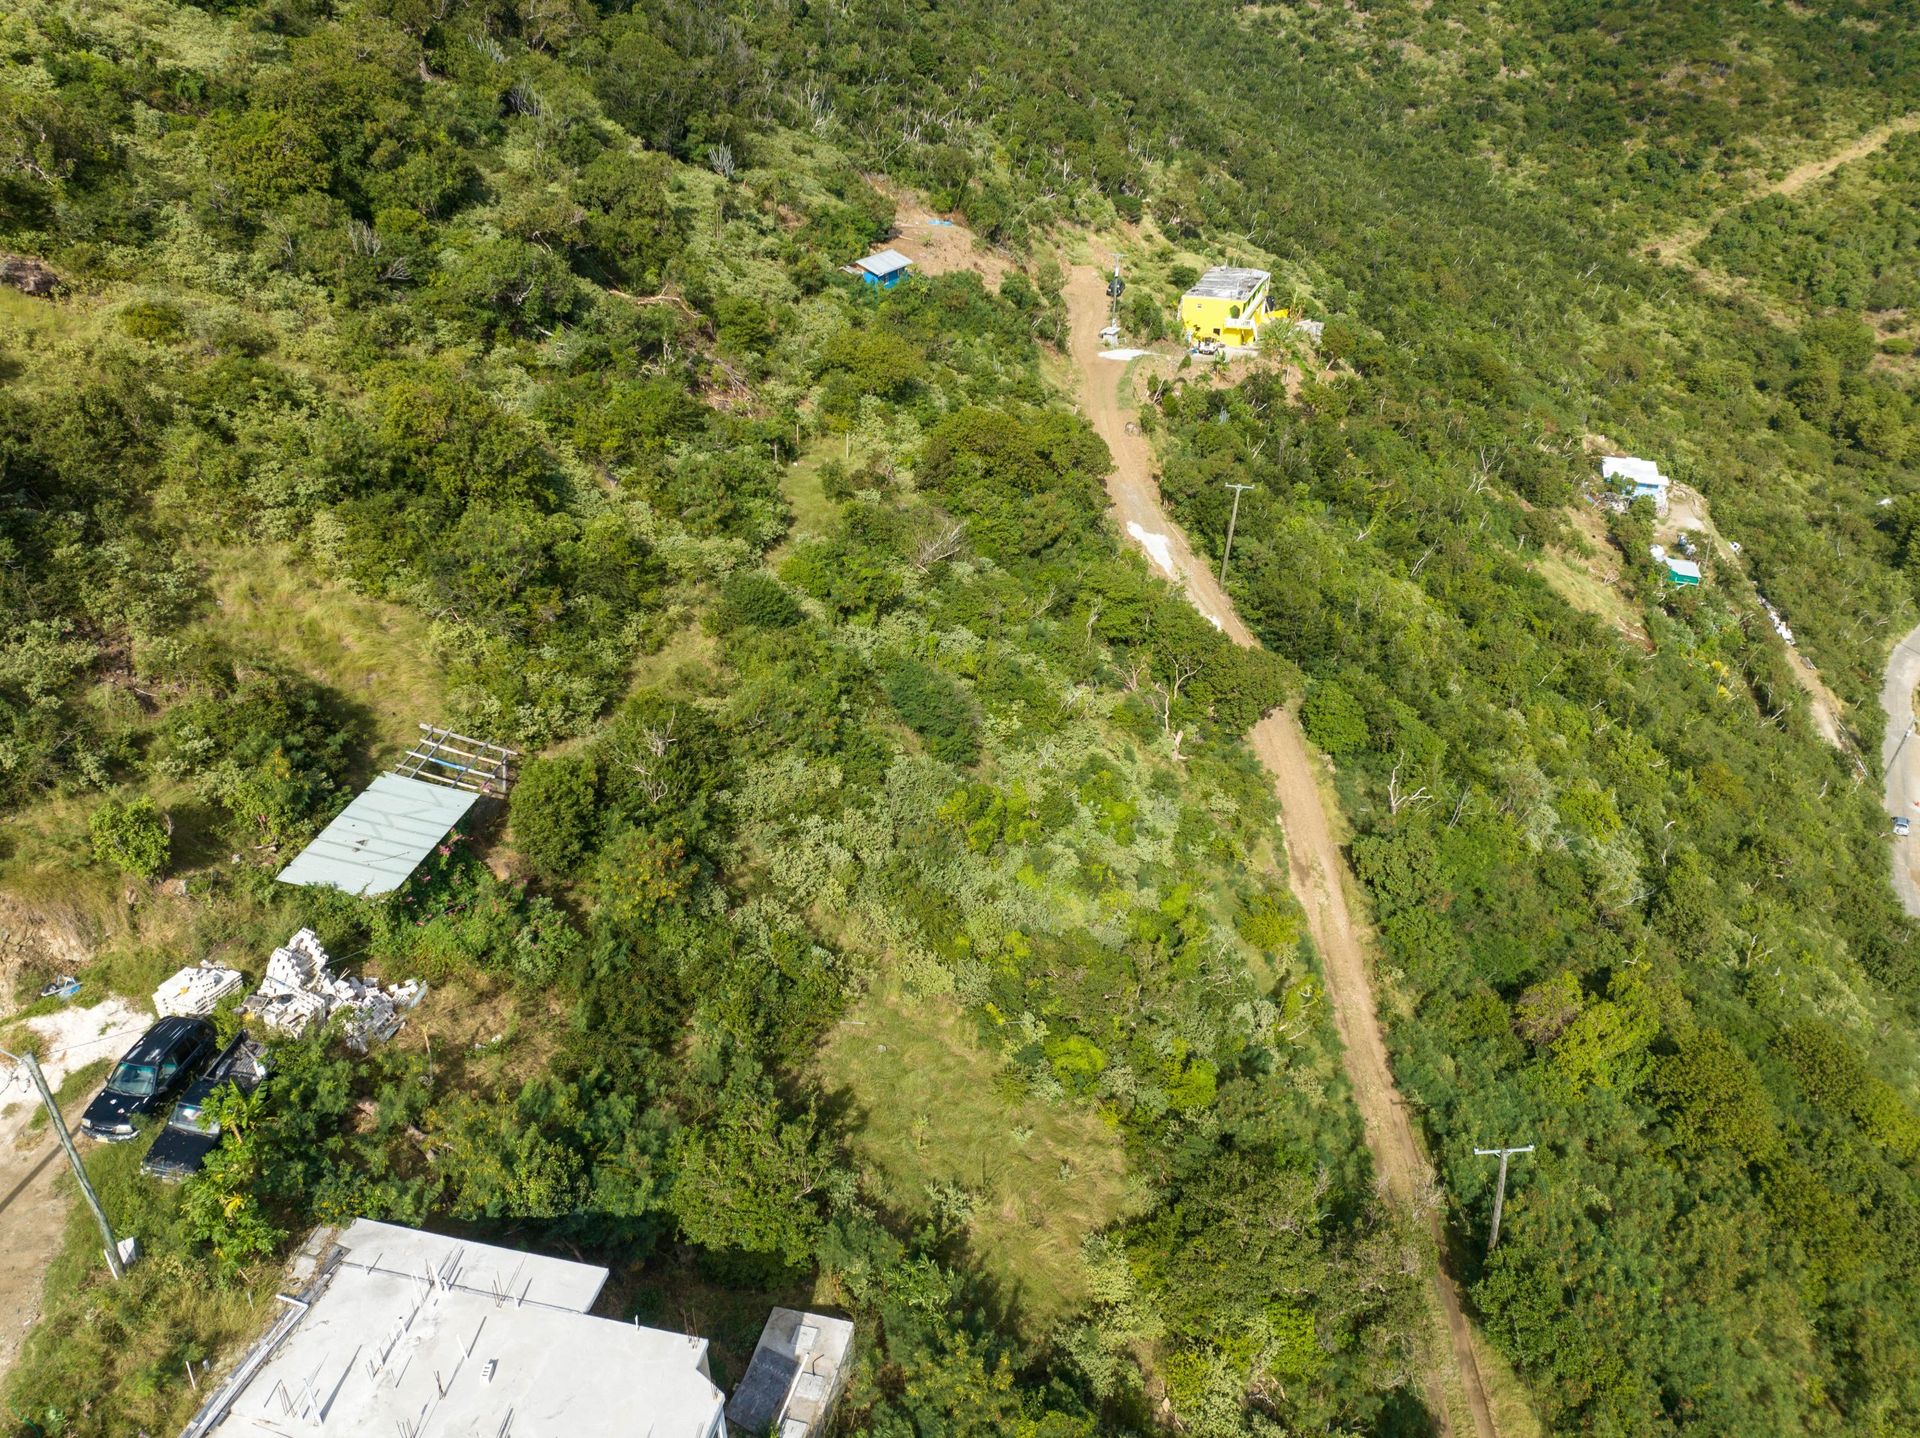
[850,248,914,288]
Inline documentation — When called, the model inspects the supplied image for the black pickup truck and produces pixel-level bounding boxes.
[140,1032,269,1180]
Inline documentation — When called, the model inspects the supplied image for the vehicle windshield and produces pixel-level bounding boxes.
[170,1102,219,1136]
[106,1061,158,1097]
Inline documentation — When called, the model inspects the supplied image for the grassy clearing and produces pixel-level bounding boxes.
[389,969,562,1092]
[620,620,719,703]
[779,441,844,540]
[1533,507,1650,649]
[200,544,448,758]
[817,985,1138,1329]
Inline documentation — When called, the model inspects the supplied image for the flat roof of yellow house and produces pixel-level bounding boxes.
[1184,266,1270,302]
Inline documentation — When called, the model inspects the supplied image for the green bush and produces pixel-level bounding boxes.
[716,572,804,630]
[509,754,601,880]
[88,796,170,879]
[881,658,981,766]
[116,301,185,343]
[1301,681,1368,756]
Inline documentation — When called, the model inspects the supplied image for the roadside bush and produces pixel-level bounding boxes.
[88,795,170,879]
[1301,680,1367,756]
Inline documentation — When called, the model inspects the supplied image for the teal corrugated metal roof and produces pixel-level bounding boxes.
[276,774,478,896]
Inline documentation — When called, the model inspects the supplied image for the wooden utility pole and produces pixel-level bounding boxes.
[6,1051,124,1279]
[1219,483,1255,585]
[1473,1144,1533,1255]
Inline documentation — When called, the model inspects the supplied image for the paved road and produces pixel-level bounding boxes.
[1880,621,1920,917]
[1065,265,1503,1438]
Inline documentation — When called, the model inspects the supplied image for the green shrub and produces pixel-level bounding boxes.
[116,301,185,343]
[1301,680,1368,756]
[89,796,170,879]
[509,754,600,880]
[717,572,804,630]
[881,658,981,766]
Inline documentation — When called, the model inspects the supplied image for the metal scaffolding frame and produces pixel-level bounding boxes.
[390,725,519,796]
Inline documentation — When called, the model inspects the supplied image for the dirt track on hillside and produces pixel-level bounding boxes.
[1063,266,1500,1438]
[1644,114,1920,318]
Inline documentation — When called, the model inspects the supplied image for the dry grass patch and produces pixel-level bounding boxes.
[1535,506,1651,650]
[818,985,1138,1328]
[200,543,447,757]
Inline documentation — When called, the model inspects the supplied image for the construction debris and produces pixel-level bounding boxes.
[152,964,246,1018]
[242,929,424,1052]
[1759,593,1797,646]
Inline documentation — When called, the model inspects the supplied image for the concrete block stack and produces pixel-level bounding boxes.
[152,963,247,1018]
[244,929,425,1052]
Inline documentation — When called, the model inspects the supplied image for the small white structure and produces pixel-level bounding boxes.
[726,1308,854,1438]
[846,248,914,288]
[152,964,246,1018]
[181,1220,727,1438]
[1600,455,1671,515]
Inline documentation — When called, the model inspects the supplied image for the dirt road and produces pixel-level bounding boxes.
[0,999,149,1380]
[1064,266,1501,1438]
[1879,622,1920,916]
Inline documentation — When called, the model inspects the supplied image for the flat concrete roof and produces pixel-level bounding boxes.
[197,1221,724,1438]
[1185,266,1270,301]
[276,774,478,896]
[727,1307,854,1436]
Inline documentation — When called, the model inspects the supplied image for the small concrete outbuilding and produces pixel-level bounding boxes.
[726,1307,855,1437]
[181,1220,727,1438]
[848,248,915,289]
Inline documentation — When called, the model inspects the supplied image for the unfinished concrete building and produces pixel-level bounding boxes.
[181,1220,726,1438]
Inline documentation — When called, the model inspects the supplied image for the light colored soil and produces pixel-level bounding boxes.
[1879,623,1920,917]
[865,178,1015,284]
[1063,263,1503,1438]
[0,997,150,1380]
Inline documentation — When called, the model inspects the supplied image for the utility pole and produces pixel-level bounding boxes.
[1473,1144,1533,1256]
[1219,483,1255,585]
[4,1050,124,1279]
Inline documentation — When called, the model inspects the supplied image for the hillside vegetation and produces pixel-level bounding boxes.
[4,1,1920,1437]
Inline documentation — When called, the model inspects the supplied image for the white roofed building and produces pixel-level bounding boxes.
[182,1220,727,1438]
[1599,455,1671,514]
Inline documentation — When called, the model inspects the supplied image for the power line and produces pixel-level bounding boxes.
[1472,1144,1533,1256]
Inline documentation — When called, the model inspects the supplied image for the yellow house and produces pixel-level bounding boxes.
[1179,266,1285,346]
